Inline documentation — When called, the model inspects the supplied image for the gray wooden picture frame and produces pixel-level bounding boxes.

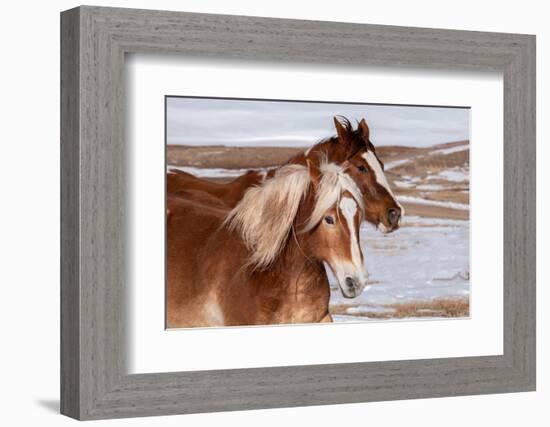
[60,5,536,420]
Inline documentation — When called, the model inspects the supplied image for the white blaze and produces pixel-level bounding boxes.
[362,151,405,214]
[333,196,368,294]
[324,196,369,298]
[339,197,363,272]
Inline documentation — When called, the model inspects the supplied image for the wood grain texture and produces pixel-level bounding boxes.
[60,7,80,419]
[60,6,536,420]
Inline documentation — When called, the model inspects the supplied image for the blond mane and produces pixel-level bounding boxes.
[302,162,363,232]
[224,161,363,269]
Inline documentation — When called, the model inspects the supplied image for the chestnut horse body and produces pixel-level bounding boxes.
[167,162,367,328]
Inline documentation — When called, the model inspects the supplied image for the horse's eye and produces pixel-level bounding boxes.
[357,165,368,173]
[324,216,335,225]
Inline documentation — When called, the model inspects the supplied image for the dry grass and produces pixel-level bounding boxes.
[385,297,470,318]
[167,145,304,169]
[330,297,470,319]
[391,150,469,178]
[398,203,469,220]
[421,190,470,205]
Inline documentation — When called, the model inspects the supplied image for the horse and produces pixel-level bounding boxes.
[167,116,402,233]
[166,159,368,328]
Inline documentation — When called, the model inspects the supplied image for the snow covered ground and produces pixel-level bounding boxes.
[429,144,469,156]
[384,144,469,171]
[426,168,469,183]
[329,215,470,321]
[168,165,256,178]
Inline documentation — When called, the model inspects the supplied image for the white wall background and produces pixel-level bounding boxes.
[0,0,546,425]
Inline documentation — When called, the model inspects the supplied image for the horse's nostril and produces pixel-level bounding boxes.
[388,208,401,226]
[345,277,356,289]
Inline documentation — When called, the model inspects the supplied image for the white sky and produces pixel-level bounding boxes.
[166,97,470,148]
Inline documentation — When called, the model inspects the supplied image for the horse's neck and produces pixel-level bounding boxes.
[263,195,324,287]
[268,239,324,283]
[215,171,260,207]
[250,235,330,322]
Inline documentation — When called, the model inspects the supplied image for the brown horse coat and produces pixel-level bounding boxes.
[167,162,366,328]
[167,197,331,326]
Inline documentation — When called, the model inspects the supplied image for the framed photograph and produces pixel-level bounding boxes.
[61,6,535,420]
[164,97,471,329]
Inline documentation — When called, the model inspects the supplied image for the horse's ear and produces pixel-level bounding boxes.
[359,118,370,141]
[333,116,349,144]
[307,159,321,187]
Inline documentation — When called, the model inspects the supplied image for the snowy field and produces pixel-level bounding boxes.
[168,165,255,178]
[329,215,470,321]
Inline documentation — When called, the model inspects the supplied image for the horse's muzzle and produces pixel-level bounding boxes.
[387,208,401,228]
[342,276,364,299]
